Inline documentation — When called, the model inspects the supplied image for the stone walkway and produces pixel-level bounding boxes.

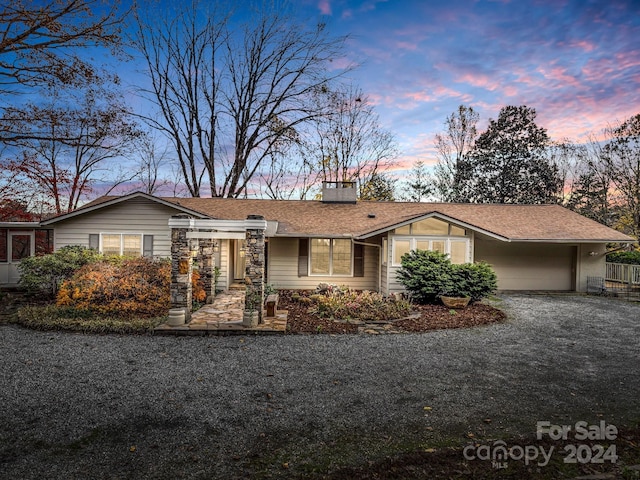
[155,289,288,335]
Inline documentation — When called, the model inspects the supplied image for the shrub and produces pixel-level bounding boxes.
[395,250,454,304]
[57,257,171,317]
[310,289,411,322]
[18,246,103,298]
[448,262,497,302]
[396,249,497,304]
[606,250,640,265]
[13,305,164,334]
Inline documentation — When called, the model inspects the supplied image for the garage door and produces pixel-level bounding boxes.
[475,240,576,291]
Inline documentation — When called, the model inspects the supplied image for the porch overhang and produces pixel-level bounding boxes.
[168,217,268,231]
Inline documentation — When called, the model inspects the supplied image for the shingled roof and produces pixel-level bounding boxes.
[163,197,633,242]
[49,192,634,243]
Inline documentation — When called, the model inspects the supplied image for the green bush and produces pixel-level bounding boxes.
[395,250,454,304]
[606,250,640,265]
[396,249,497,304]
[449,262,498,302]
[18,246,103,298]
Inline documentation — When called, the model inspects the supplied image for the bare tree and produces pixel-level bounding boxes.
[132,1,227,197]
[602,114,640,238]
[1,86,142,213]
[0,0,127,98]
[564,137,614,227]
[433,105,479,201]
[133,131,172,195]
[547,139,584,205]
[255,120,318,200]
[133,0,349,198]
[298,84,398,197]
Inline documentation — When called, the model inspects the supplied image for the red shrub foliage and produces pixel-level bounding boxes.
[57,258,171,317]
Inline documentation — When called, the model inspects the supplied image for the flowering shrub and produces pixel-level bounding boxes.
[310,289,411,322]
[57,258,171,317]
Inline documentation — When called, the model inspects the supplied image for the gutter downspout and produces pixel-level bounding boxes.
[353,240,382,293]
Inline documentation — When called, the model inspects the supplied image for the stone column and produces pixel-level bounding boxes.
[245,215,266,323]
[170,216,193,321]
[198,236,215,304]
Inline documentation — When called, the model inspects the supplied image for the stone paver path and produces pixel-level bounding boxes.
[191,290,246,325]
[155,289,287,335]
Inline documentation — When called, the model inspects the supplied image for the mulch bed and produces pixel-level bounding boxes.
[280,290,506,335]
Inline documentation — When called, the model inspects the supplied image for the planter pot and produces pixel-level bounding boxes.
[441,296,471,309]
[243,311,259,328]
[167,308,186,326]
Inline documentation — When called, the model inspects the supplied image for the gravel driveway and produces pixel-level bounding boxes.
[1,294,639,479]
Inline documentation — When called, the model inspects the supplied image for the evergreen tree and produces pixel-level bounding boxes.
[456,106,561,204]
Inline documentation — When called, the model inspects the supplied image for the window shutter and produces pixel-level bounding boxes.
[89,234,99,251]
[354,243,364,277]
[298,238,308,277]
[143,235,154,257]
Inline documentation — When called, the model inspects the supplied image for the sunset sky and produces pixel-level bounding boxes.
[290,0,640,172]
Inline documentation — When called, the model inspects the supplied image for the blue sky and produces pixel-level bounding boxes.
[289,0,639,172]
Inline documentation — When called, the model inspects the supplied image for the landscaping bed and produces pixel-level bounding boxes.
[280,289,506,334]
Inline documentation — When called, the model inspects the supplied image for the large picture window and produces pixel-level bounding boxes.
[310,238,352,276]
[392,237,470,266]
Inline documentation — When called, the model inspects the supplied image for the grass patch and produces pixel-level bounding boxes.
[246,424,640,479]
[11,305,165,334]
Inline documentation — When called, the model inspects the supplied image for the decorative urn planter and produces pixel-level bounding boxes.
[440,296,471,309]
[243,311,259,327]
[167,308,187,326]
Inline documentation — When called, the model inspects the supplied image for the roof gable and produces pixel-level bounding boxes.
[40,192,208,225]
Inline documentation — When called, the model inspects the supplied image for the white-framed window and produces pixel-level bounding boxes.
[391,237,470,266]
[100,233,143,257]
[394,218,467,237]
[309,238,352,276]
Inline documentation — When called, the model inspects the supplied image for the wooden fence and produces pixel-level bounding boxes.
[605,262,640,285]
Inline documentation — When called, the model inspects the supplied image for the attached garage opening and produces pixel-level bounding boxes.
[475,239,577,291]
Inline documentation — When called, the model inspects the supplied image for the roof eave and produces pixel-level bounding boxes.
[41,192,210,225]
[356,211,509,242]
[509,238,637,244]
[0,222,41,228]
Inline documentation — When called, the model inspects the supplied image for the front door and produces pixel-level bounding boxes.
[233,239,246,281]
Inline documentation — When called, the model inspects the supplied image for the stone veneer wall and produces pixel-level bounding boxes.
[198,236,215,303]
[245,215,266,323]
[170,216,193,320]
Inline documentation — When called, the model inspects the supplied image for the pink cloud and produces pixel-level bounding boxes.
[535,65,582,89]
[318,0,331,15]
[396,41,418,51]
[454,72,499,91]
